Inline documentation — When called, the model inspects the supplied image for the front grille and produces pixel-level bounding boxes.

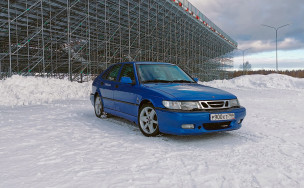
[207,101,224,108]
[200,100,229,109]
[203,121,231,130]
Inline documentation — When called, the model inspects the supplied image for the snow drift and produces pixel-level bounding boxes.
[0,75,91,106]
[202,74,304,90]
[0,74,303,106]
[1,74,304,187]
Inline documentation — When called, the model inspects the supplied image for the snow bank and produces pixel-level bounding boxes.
[1,79,304,187]
[202,74,304,90]
[0,76,91,106]
[1,74,303,106]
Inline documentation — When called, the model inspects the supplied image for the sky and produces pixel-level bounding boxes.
[189,0,304,70]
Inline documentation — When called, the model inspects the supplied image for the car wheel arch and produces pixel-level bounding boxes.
[94,91,101,99]
[138,96,166,111]
[138,99,153,110]
[94,91,103,102]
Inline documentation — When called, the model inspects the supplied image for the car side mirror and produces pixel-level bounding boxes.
[120,77,133,84]
[193,78,199,82]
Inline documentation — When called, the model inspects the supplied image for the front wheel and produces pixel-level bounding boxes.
[138,104,160,137]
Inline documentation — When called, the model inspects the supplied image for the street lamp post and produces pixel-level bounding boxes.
[239,48,251,75]
[262,24,290,72]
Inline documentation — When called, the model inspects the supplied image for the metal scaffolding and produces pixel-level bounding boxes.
[0,0,237,81]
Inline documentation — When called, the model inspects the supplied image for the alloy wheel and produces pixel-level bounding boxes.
[139,106,159,135]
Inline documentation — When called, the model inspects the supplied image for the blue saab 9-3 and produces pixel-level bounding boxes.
[90,62,246,136]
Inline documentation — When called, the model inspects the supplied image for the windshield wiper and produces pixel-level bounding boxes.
[142,79,172,83]
[170,80,194,83]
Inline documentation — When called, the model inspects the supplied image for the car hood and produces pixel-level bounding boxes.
[143,83,236,100]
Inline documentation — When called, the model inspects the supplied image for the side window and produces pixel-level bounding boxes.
[101,67,112,79]
[105,64,121,81]
[119,64,135,82]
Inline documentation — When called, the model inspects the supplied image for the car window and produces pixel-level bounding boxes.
[101,67,112,79]
[119,64,135,82]
[137,64,194,83]
[105,64,121,81]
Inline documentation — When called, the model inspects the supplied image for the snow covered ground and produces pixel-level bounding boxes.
[0,74,303,187]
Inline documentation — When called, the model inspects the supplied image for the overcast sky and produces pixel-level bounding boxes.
[189,0,304,70]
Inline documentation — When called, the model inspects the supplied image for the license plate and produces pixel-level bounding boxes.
[210,113,235,121]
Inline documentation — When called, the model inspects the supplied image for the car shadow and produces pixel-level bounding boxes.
[109,116,244,142]
[80,109,248,148]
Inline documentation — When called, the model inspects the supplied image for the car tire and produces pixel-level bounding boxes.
[94,94,104,118]
[138,104,160,137]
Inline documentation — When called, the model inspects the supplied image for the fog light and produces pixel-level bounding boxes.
[238,119,243,124]
[181,124,195,129]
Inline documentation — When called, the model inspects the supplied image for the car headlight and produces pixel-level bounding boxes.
[162,101,201,110]
[230,99,240,107]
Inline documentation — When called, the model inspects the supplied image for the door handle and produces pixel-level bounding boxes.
[115,85,119,88]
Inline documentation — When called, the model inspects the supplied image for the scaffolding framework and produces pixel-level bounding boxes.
[0,0,237,81]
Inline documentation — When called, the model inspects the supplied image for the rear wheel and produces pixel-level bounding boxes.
[138,104,160,137]
[94,94,104,118]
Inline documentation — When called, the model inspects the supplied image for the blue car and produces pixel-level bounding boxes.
[90,62,246,136]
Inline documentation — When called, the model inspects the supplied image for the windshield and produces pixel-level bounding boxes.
[137,64,195,83]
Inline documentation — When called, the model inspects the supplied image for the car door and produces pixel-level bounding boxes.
[113,64,139,117]
[99,64,122,110]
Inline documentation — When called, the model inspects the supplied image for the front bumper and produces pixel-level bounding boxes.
[156,107,246,135]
